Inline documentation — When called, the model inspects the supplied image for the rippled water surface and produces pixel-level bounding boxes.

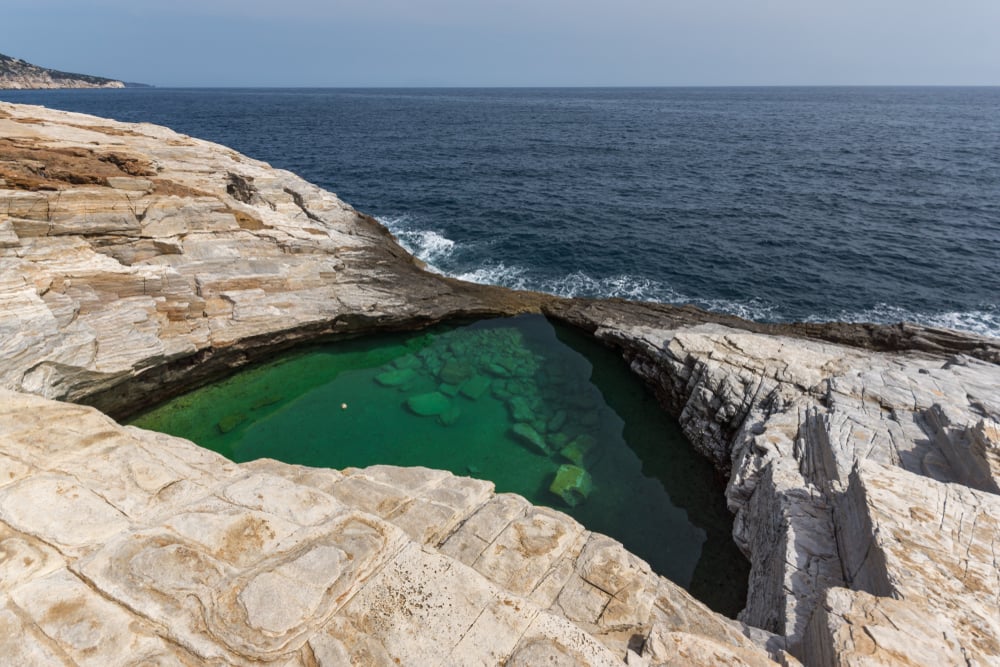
[4,86,997,335]
[131,315,749,615]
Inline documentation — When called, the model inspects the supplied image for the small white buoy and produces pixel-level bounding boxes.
[341,403,348,410]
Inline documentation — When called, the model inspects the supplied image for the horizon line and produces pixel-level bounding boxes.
[5,83,1000,91]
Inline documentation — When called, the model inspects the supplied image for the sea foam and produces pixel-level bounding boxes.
[380,216,999,339]
[814,304,1000,339]
[380,215,455,273]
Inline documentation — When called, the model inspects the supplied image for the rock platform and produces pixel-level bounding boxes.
[1,101,999,665]
[0,389,775,666]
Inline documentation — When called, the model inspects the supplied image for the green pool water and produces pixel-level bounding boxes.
[131,314,749,615]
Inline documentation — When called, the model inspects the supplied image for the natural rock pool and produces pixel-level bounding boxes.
[131,314,749,615]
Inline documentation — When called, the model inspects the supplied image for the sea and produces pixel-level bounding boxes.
[3,87,998,337]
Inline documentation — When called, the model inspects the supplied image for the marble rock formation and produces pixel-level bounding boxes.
[0,389,780,666]
[548,301,1000,663]
[2,100,999,665]
[0,101,546,417]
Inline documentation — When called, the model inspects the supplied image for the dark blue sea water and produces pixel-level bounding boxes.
[4,87,998,337]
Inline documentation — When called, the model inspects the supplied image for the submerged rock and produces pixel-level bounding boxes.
[406,392,451,417]
[491,381,512,401]
[250,394,281,410]
[393,354,422,370]
[375,368,417,387]
[549,432,569,450]
[438,382,460,397]
[216,413,246,434]
[487,362,512,378]
[511,423,549,456]
[459,374,491,400]
[549,464,593,507]
[547,409,568,433]
[440,360,474,385]
[559,434,597,467]
[508,396,536,423]
[438,404,462,426]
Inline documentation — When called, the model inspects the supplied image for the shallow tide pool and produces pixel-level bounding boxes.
[131,315,749,615]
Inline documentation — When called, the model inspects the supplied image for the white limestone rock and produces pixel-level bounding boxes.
[0,389,777,665]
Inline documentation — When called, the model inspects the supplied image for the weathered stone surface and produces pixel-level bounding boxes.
[802,587,969,667]
[0,101,550,417]
[0,389,778,665]
[549,301,1000,663]
[829,459,1000,662]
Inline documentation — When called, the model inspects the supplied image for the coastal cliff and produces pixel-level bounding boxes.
[0,53,128,89]
[1,101,998,666]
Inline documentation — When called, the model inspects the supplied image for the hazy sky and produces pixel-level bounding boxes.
[3,0,999,87]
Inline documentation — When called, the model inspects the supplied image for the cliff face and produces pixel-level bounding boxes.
[0,52,127,89]
[1,101,999,666]
[546,300,1000,663]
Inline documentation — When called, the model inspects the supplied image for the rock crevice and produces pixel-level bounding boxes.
[547,304,1000,663]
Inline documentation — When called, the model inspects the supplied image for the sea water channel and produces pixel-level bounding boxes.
[131,315,749,615]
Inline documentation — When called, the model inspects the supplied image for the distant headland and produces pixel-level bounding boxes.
[0,52,148,89]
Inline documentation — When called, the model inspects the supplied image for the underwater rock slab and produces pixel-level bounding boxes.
[508,396,537,422]
[0,389,782,666]
[217,412,247,433]
[459,374,491,400]
[375,368,417,387]
[439,360,474,385]
[560,434,597,467]
[511,422,549,456]
[405,391,451,417]
[549,464,594,507]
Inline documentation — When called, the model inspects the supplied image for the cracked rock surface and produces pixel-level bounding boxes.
[548,302,1000,664]
[0,389,779,666]
[2,101,1000,665]
[0,101,548,418]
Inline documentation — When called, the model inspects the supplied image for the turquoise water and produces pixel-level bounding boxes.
[131,315,748,615]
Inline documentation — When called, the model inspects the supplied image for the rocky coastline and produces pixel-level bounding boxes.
[0,53,130,90]
[1,100,998,665]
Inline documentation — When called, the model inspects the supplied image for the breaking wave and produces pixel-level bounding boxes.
[380,214,455,273]
[379,215,999,340]
[808,304,1000,339]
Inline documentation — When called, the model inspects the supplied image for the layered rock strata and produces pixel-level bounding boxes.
[1,101,999,665]
[547,301,1000,663]
[0,101,546,418]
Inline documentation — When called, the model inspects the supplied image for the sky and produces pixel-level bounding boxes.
[3,0,999,87]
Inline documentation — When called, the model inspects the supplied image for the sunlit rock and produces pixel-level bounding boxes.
[550,464,593,507]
